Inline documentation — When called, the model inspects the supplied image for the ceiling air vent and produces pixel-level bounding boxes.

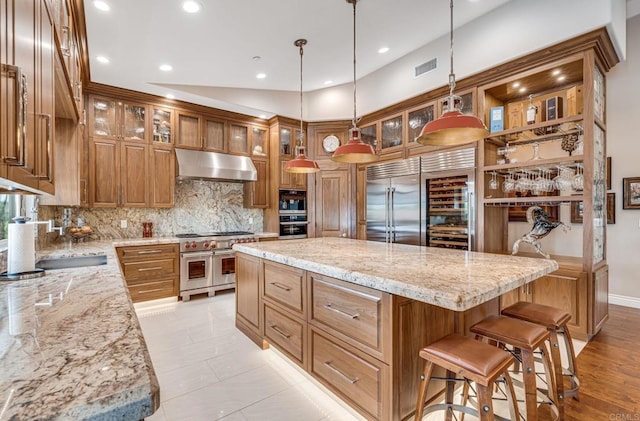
[414,58,437,78]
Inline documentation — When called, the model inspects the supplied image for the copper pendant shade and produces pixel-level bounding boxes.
[331,0,378,164]
[416,0,488,146]
[285,39,320,174]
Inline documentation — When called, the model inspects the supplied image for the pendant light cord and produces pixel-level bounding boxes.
[352,0,357,129]
[299,41,304,147]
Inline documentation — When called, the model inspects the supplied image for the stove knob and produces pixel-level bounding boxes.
[185,243,191,249]
[191,241,197,248]
[203,242,209,248]
[211,242,216,249]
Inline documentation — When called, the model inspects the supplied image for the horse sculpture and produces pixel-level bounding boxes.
[512,206,570,259]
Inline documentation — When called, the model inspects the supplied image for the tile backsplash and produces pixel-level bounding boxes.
[40,179,264,242]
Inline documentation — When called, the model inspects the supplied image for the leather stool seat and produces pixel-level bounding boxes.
[415,334,520,421]
[503,301,580,403]
[471,315,560,421]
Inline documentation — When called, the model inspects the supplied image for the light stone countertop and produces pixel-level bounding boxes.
[0,238,178,420]
[233,237,559,312]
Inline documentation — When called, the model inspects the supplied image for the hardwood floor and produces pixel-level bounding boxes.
[562,305,640,420]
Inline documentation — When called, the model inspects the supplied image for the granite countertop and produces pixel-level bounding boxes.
[0,238,177,420]
[233,237,559,312]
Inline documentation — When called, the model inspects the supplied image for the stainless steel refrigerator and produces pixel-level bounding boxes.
[366,158,423,245]
[366,148,476,249]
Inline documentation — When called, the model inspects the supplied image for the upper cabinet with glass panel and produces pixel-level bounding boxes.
[152,107,173,146]
[88,95,148,142]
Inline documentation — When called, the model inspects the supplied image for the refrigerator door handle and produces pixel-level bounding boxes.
[384,187,390,243]
[390,187,396,242]
[468,191,474,250]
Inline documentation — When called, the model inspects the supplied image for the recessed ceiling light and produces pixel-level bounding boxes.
[551,69,561,76]
[182,1,201,13]
[378,47,390,54]
[159,64,173,71]
[96,55,110,64]
[324,80,333,85]
[252,56,261,61]
[166,94,175,99]
[256,73,266,79]
[512,82,520,88]
[518,87,527,93]
[557,75,566,82]
[93,0,110,11]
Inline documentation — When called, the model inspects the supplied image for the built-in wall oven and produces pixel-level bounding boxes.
[177,232,257,301]
[279,189,308,239]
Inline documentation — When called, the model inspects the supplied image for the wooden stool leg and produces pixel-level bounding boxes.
[521,349,539,420]
[548,330,565,419]
[445,370,455,421]
[476,384,495,421]
[503,372,521,421]
[561,325,580,400]
[415,360,434,421]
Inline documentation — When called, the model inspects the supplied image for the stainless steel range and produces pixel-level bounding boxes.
[177,231,257,301]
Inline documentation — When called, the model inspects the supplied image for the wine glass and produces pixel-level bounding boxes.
[572,164,584,191]
[489,172,499,190]
[502,171,516,193]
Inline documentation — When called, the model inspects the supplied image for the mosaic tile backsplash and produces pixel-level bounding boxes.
[40,179,264,242]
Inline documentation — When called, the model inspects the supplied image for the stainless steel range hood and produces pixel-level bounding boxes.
[175,149,257,182]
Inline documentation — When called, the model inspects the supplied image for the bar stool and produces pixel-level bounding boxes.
[502,301,580,400]
[415,334,520,421]
[470,315,560,421]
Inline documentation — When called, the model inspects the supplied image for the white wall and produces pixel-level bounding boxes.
[605,13,640,302]
[308,0,627,121]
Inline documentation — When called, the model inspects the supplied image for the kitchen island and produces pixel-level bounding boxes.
[232,237,558,421]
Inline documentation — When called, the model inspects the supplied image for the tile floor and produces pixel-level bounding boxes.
[136,293,365,421]
[136,293,586,421]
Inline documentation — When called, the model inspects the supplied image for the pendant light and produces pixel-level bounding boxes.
[285,39,320,174]
[331,0,379,164]
[416,0,489,146]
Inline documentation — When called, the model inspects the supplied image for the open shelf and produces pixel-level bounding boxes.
[486,115,583,145]
[483,195,583,206]
[484,155,584,172]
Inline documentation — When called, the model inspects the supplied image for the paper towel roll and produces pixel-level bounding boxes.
[7,222,36,274]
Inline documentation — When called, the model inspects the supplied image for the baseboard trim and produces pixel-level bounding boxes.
[609,294,640,309]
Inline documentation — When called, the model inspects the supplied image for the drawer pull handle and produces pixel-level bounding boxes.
[136,250,163,255]
[269,324,291,339]
[138,288,165,294]
[324,361,359,384]
[138,267,163,272]
[270,282,292,292]
[324,303,359,319]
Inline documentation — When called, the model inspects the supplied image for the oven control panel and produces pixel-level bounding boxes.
[179,236,257,252]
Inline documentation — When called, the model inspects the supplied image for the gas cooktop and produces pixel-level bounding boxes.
[176,231,253,238]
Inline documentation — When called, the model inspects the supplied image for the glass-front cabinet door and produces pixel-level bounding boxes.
[360,123,378,150]
[381,114,404,151]
[279,127,292,156]
[152,107,172,146]
[203,118,225,152]
[440,90,474,116]
[121,103,147,141]
[407,103,435,145]
[229,123,249,155]
[90,96,118,139]
[251,126,268,157]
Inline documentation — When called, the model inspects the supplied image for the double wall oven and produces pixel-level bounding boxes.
[279,189,308,239]
[177,231,257,301]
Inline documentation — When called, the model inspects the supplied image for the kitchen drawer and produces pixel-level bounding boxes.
[310,328,388,421]
[263,261,305,315]
[128,277,177,302]
[117,244,178,261]
[310,273,390,358]
[121,257,178,281]
[264,303,305,366]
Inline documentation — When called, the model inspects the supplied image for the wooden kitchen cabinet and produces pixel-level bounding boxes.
[229,122,249,155]
[243,158,268,208]
[116,243,179,303]
[235,253,266,348]
[0,0,55,193]
[203,117,225,152]
[175,110,202,149]
[120,141,148,207]
[149,146,175,208]
[279,160,307,189]
[314,167,351,238]
[88,137,118,207]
